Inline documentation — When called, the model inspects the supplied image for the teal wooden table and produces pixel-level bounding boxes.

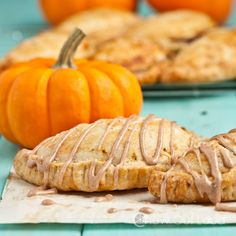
[0,0,236,235]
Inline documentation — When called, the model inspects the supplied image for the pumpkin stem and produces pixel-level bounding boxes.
[54,28,86,69]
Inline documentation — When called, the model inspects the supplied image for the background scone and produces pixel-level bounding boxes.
[126,10,215,52]
[93,37,167,84]
[14,115,200,192]
[148,129,236,203]
[0,8,140,71]
[161,28,236,83]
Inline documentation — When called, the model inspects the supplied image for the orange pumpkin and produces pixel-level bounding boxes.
[39,0,136,25]
[147,0,232,23]
[0,28,143,149]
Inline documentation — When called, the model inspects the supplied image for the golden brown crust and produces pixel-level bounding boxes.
[126,10,215,51]
[148,130,236,203]
[14,150,153,192]
[13,116,199,192]
[0,8,139,69]
[55,8,140,36]
[161,28,236,83]
[0,32,96,67]
[93,37,167,84]
[149,167,236,203]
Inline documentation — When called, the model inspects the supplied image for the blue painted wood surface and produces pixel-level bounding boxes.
[0,0,236,235]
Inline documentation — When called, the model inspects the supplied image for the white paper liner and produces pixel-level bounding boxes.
[1,170,236,224]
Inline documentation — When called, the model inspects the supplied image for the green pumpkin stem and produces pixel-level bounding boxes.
[54,28,86,69]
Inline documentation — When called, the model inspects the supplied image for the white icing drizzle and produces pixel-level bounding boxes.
[42,128,76,185]
[97,118,121,150]
[219,145,233,168]
[159,132,236,205]
[88,115,138,191]
[57,120,104,185]
[139,115,165,165]
[113,121,138,187]
[215,135,236,155]
[160,166,175,203]
[170,122,176,164]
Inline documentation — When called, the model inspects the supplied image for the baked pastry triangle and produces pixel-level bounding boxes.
[0,8,139,71]
[161,28,236,83]
[148,128,236,203]
[93,37,167,84]
[126,10,215,51]
[14,115,199,192]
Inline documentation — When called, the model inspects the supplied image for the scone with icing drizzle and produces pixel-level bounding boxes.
[14,115,199,192]
[148,129,236,204]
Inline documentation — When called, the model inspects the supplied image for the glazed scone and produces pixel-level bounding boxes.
[126,10,215,51]
[148,129,236,203]
[0,8,139,71]
[14,115,200,192]
[93,37,167,84]
[161,28,236,83]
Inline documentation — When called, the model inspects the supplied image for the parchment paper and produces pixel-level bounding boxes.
[1,170,236,224]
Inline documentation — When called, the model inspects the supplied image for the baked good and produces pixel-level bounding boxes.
[55,8,140,38]
[148,128,236,204]
[0,8,139,71]
[161,28,236,83]
[126,10,215,51]
[93,37,167,84]
[14,115,199,192]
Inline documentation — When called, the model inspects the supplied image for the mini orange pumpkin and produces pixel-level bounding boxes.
[0,28,143,149]
[39,0,136,25]
[147,0,232,23]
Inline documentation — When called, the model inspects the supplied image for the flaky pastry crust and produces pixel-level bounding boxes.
[14,115,199,192]
[161,28,236,83]
[148,129,236,203]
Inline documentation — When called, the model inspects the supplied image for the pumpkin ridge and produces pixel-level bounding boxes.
[90,64,126,116]
[46,70,53,137]
[4,67,32,144]
[3,77,20,144]
[79,66,124,122]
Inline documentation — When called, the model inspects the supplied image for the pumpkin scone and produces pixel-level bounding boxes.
[14,115,200,192]
[161,28,236,83]
[55,8,140,37]
[0,8,139,71]
[0,31,96,71]
[93,37,167,84]
[148,128,236,204]
[126,10,215,51]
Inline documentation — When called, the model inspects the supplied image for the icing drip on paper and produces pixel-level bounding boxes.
[107,208,133,214]
[94,194,113,202]
[41,199,56,206]
[139,207,155,214]
[27,186,57,197]
[215,203,236,213]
